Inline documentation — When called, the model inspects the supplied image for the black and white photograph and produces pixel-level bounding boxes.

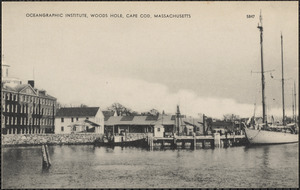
[1,1,299,189]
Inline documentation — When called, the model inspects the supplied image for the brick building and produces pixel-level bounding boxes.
[1,63,56,134]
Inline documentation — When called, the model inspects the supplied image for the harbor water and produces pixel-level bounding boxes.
[2,143,299,188]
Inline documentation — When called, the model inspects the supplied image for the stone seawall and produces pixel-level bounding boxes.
[1,133,103,147]
[124,133,153,141]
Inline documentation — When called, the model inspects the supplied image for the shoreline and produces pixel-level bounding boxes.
[1,133,103,147]
[1,142,96,148]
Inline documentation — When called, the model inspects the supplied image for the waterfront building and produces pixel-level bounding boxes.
[55,107,104,134]
[153,124,164,137]
[1,63,57,134]
[104,115,204,137]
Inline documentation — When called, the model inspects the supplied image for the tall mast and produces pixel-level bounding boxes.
[281,33,285,125]
[294,81,297,123]
[257,11,267,125]
[292,86,295,122]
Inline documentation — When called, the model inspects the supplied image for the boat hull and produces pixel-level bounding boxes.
[244,127,298,145]
[95,138,147,147]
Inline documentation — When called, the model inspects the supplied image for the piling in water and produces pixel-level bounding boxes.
[42,144,51,169]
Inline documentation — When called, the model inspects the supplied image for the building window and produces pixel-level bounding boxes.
[11,117,14,125]
[76,117,78,121]
[71,117,74,122]
[3,93,5,100]
[61,118,64,122]
[15,105,18,113]
[61,126,64,131]
[15,95,18,101]
[157,128,160,132]
[21,118,23,125]
[7,93,10,100]
[7,105,10,112]
[15,118,17,125]
[6,117,9,125]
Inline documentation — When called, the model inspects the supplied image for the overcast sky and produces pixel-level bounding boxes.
[2,2,298,119]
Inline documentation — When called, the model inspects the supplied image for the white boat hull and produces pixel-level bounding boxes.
[244,127,299,145]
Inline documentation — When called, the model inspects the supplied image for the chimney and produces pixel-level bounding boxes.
[28,80,34,88]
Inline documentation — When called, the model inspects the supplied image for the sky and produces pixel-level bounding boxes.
[2,2,298,119]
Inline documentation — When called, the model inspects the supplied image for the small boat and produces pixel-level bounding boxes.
[243,12,298,145]
[94,135,147,147]
[106,138,147,146]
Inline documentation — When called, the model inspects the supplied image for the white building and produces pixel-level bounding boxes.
[55,107,104,134]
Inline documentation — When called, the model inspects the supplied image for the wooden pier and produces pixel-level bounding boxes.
[146,134,246,149]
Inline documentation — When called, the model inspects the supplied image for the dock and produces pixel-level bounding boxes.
[146,134,246,149]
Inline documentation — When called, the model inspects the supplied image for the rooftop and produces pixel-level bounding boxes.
[2,83,56,99]
[105,115,204,127]
[56,107,100,117]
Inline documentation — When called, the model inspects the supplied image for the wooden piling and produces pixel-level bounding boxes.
[161,140,165,148]
[214,133,221,148]
[210,140,215,149]
[147,136,153,150]
[192,134,196,150]
[42,144,51,169]
[202,140,205,148]
[172,138,177,149]
[181,141,185,148]
[45,144,51,165]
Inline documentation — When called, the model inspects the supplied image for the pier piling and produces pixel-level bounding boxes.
[202,140,206,148]
[171,138,177,149]
[42,144,51,169]
[182,141,185,148]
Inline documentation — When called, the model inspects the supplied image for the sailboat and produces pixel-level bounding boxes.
[243,13,298,145]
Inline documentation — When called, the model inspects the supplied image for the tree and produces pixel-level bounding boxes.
[223,114,240,122]
[80,104,88,108]
[108,103,135,116]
